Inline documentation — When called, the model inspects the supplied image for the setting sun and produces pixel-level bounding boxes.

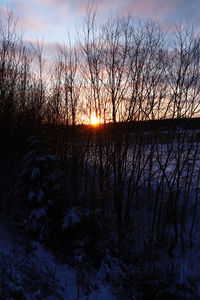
[90,114,99,126]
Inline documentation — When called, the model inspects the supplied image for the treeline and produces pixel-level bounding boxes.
[1,9,200,297]
[0,7,200,249]
[0,9,200,127]
[0,5,200,260]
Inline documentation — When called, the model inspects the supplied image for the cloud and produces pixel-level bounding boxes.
[0,6,7,18]
[37,0,67,8]
[0,0,199,46]
[2,0,46,33]
[165,0,200,26]
[24,38,60,54]
[120,0,200,26]
[19,16,46,32]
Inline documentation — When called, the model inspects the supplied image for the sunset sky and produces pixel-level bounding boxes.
[0,0,199,50]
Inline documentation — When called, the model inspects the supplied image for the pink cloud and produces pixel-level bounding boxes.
[116,0,173,20]
[19,16,46,32]
[37,0,68,7]
[4,1,46,32]
[0,7,8,18]
[24,38,59,51]
[1,0,198,45]
[120,0,200,25]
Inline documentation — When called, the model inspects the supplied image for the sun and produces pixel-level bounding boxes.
[90,114,99,126]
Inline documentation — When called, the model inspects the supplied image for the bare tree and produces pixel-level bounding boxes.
[100,16,130,123]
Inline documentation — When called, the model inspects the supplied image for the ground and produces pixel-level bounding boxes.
[0,214,116,299]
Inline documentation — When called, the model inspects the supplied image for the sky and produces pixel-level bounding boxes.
[0,0,199,50]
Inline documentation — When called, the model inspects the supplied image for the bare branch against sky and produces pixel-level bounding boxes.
[0,0,199,46]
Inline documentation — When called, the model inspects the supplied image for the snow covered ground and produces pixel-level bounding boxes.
[0,215,116,299]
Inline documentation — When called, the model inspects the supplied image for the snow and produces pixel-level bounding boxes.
[0,215,116,299]
[30,167,40,181]
[46,154,56,161]
[37,189,45,203]
[28,191,35,201]
[4,131,200,298]
[24,150,36,161]
[63,207,86,230]
[37,155,48,163]
[31,207,46,219]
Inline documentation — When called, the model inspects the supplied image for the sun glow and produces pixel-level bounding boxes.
[90,114,99,126]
